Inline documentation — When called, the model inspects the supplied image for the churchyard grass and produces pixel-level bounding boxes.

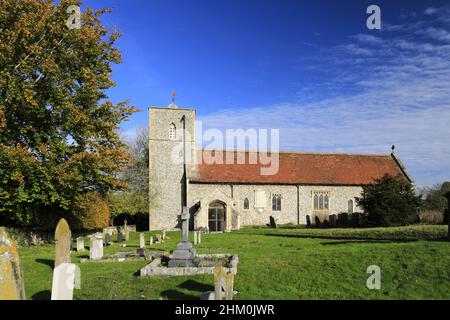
[18,224,450,300]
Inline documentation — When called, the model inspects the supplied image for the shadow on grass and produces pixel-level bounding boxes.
[31,290,51,300]
[35,259,54,269]
[264,233,419,243]
[160,289,199,300]
[320,240,397,245]
[177,279,214,292]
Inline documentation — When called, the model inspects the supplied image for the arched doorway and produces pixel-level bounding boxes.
[208,201,226,232]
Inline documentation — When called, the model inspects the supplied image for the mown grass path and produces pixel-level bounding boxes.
[18,225,450,300]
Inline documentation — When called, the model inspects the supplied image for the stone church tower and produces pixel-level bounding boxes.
[148,103,196,230]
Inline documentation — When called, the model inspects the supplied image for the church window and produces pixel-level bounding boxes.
[313,191,330,211]
[244,198,249,210]
[169,123,176,140]
[272,194,281,211]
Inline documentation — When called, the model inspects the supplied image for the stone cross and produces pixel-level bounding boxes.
[51,263,78,300]
[89,235,103,260]
[213,266,234,300]
[54,218,72,268]
[139,233,145,249]
[0,228,26,300]
[76,237,84,252]
[181,206,189,242]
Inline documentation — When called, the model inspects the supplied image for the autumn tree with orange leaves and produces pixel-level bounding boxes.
[0,0,136,228]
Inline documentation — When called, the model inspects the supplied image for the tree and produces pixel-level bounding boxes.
[418,182,450,212]
[356,174,423,227]
[0,0,136,228]
[109,128,157,223]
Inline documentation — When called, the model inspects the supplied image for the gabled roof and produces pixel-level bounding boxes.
[190,150,411,185]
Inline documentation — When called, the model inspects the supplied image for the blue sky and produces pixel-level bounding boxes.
[83,0,450,187]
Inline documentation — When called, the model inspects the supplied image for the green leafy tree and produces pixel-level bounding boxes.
[0,0,136,228]
[356,174,423,227]
[419,182,450,212]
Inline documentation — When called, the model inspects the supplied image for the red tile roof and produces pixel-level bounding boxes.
[191,150,409,185]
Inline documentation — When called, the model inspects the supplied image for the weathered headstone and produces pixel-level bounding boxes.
[194,231,198,245]
[54,218,72,268]
[51,263,77,300]
[89,235,103,260]
[213,266,234,300]
[117,227,124,242]
[124,228,130,241]
[76,237,84,252]
[0,229,26,300]
[139,233,145,249]
[105,233,111,246]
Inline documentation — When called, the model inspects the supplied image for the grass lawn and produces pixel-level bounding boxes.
[18,224,450,300]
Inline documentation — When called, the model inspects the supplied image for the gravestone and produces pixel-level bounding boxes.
[162,229,166,240]
[269,216,277,228]
[213,266,234,300]
[314,216,321,227]
[54,218,72,268]
[0,229,26,300]
[306,215,311,227]
[76,237,84,252]
[329,214,337,227]
[117,228,124,242]
[139,233,145,249]
[89,235,103,260]
[198,231,202,244]
[51,263,77,300]
[149,236,153,245]
[168,206,197,267]
[104,233,111,246]
[124,227,130,241]
[194,231,198,245]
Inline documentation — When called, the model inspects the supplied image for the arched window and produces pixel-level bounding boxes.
[319,195,324,210]
[348,200,353,214]
[314,194,318,210]
[169,123,176,140]
[324,195,329,210]
[243,198,249,210]
[272,194,281,211]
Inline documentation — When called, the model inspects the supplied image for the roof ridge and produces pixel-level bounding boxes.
[197,148,390,157]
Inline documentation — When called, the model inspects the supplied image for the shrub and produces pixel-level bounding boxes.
[419,210,444,224]
[73,193,110,231]
[356,174,423,227]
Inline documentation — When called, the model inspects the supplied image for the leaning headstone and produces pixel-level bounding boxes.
[51,263,77,300]
[194,231,198,245]
[104,233,111,246]
[54,218,72,268]
[89,235,103,260]
[0,229,26,300]
[139,233,145,249]
[213,266,234,300]
[76,237,84,252]
[149,236,153,246]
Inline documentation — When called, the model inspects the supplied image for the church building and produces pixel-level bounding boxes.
[148,103,412,231]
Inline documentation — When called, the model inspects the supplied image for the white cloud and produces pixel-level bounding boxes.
[198,9,450,187]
